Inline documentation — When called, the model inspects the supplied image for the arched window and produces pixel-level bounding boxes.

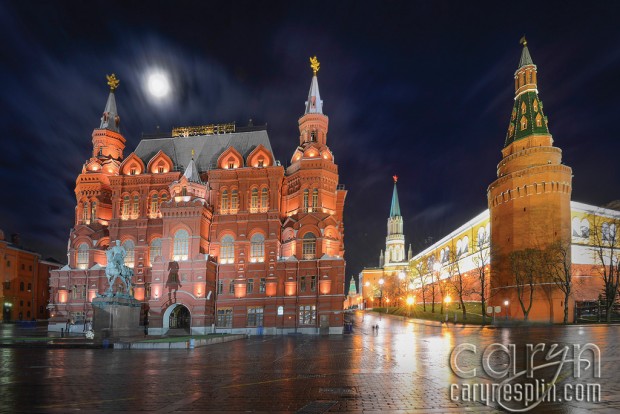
[231,190,239,212]
[572,217,581,237]
[149,238,162,265]
[150,194,158,218]
[261,188,269,211]
[227,157,235,169]
[123,240,135,268]
[302,233,316,260]
[462,236,469,255]
[250,188,259,212]
[83,202,89,223]
[77,243,89,269]
[173,230,189,261]
[533,100,538,112]
[441,247,450,263]
[303,189,309,212]
[251,233,265,262]
[477,226,487,248]
[580,219,590,238]
[122,195,130,217]
[133,195,139,217]
[221,190,229,213]
[312,189,318,210]
[603,223,617,243]
[220,235,234,264]
[520,116,527,130]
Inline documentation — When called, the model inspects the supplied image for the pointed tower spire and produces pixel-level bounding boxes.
[379,249,384,267]
[504,38,549,148]
[305,56,323,114]
[183,157,203,183]
[100,74,121,133]
[408,244,413,261]
[390,175,401,217]
[518,36,534,68]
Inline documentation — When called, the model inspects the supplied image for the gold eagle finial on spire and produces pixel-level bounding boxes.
[309,56,320,75]
[106,74,120,91]
[519,36,527,47]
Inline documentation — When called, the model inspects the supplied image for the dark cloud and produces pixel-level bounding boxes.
[1,1,620,287]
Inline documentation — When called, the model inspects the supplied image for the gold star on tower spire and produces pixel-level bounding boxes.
[309,56,320,75]
[106,74,120,92]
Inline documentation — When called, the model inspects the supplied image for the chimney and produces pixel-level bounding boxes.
[11,233,20,246]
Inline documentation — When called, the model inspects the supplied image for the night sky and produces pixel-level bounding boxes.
[2,1,620,286]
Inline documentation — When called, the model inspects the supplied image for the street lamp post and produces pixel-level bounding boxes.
[444,295,452,322]
[504,300,509,321]
[398,271,405,306]
[378,278,384,308]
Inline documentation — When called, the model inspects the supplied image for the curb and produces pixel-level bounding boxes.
[120,334,248,349]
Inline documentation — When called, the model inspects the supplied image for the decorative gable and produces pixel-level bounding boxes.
[119,153,146,176]
[146,150,174,174]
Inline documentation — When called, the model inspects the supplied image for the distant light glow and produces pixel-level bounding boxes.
[147,72,170,98]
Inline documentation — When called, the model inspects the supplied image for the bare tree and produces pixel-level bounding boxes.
[543,241,573,324]
[427,257,438,313]
[510,248,543,321]
[472,238,492,324]
[412,260,429,311]
[447,247,470,320]
[590,214,620,322]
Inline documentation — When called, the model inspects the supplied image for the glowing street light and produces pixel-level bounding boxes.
[504,300,509,320]
[378,278,385,308]
[406,296,414,317]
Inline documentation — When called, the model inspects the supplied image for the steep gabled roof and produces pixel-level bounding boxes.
[133,129,274,173]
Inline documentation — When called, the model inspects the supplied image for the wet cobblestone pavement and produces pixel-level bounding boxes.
[1,312,619,413]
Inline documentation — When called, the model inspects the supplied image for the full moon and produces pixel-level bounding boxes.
[147,72,170,98]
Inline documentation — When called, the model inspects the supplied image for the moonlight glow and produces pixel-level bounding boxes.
[147,72,170,98]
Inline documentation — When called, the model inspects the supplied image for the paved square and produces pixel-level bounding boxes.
[1,312,618,413]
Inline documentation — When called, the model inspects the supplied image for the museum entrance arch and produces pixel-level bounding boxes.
[162,303,191,334]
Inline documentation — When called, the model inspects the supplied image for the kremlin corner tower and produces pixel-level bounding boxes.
[488,39,573,319]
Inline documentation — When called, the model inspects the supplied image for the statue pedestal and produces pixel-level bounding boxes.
[92,297,142,338]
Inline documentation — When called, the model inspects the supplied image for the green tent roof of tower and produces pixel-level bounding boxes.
[390,181,401,217]
[504,44,550,148]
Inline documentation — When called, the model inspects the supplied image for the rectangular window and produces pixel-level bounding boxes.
[216,308,233,328]
[311,276,317,292]
[123,196,130,217]
[217,280,223,295]
[247,278,254,294]
[145,283,151,300]
[27,283,32,291]
[229,280,235,294]
[231,190,239,212]
[259,278,266,293]
[261,188,268,211]
[298,305,317,325]
[133,196,140,217]
[247,307,264,327]
[300,276,306,292]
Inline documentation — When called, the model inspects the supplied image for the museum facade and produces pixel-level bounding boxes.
[48,61,347,335]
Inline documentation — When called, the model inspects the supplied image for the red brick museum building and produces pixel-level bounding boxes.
[48,61,347,335]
